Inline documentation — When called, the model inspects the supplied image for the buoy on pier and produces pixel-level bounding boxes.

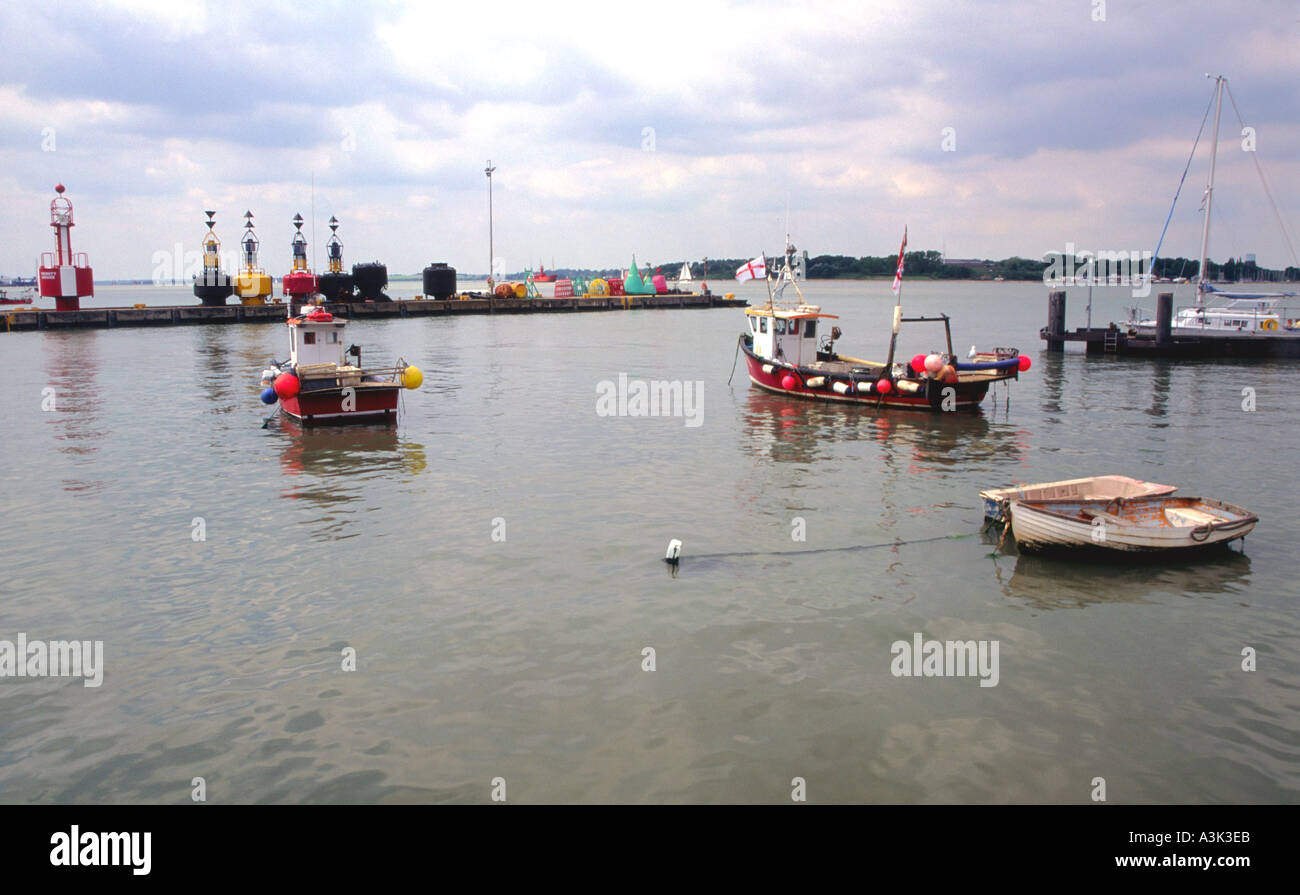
[316,216,355,301]
[281,213,318,300]
[234,211,273,305]
[421,262,457,300]
[352,260,389,302]
[193,211,233,306]
[37,184,94,311]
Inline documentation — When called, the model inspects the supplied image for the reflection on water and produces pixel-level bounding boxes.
[192,325,280,414]
[999,549,1253,610]
[42,330,106,494]
[275,420,427,540]
[1038,351,1065,418]
[740,390,1028,470]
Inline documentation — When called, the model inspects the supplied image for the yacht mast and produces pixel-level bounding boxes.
[1197,74,1225,306]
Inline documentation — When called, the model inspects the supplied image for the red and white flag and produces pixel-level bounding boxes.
[891,227,908,296]
[736,255,767,282]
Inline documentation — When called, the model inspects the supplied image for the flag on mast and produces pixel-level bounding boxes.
[736,255,767,282]
[891,227,908,297]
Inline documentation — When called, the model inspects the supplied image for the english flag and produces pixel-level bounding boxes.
[736,255,767,282]
[891,227,908,296]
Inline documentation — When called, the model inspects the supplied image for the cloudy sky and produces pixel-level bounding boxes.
[2,0,1298,279]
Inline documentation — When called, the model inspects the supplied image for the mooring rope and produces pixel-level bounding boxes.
[682,530,978,563]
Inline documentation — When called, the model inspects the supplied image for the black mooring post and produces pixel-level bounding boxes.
[1156,292,1173,346]
[1046,290,1066,352]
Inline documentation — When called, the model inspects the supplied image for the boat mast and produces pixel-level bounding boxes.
[1197,74,1224,306]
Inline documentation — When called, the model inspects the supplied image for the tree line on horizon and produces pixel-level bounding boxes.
[486,250,1298,283]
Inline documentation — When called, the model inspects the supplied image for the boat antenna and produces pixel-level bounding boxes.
[763,250,774,309]
[1196,74,1225,307]
[883,225,908,375]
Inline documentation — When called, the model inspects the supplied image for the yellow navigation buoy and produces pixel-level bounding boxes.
[402,365,423,389]
[588,278,609,296]
[513,282,526,298]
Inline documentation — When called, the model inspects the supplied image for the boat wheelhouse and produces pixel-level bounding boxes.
[259,303,421,425]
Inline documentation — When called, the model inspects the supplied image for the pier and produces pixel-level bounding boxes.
[1040,290,1300,358]
[2,292,747,334]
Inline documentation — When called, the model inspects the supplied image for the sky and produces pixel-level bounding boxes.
[2,0,1298,279]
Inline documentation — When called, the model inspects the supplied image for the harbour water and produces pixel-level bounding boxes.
[1,280,1296,803]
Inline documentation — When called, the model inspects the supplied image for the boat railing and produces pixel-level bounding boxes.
[1131,302,1300,330]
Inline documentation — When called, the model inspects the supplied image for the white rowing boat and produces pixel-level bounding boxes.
[980,475,1176,523]
[1009,495,1257,554]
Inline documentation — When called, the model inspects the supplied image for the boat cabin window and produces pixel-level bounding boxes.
[329,332,339,343]
[804,320,817,339]
[775,318,787,335]
[749,317,758,333]
[789,320,800,335]
[303,332,316,344]
[759,317,768,333]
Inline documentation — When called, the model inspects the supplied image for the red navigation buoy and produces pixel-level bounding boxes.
[37,184,94,311]
[273,373,301,399]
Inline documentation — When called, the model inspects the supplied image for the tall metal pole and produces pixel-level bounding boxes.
[1197,75,1224,306]
[485,160,496,291]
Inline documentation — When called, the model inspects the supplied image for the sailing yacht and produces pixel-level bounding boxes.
[1131,75,1300,346]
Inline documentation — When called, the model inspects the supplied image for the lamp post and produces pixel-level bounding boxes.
[485,160,496,292]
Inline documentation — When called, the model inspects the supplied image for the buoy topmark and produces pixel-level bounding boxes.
[664,539,682,565]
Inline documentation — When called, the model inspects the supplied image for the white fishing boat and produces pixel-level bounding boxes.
[1131,74,1299,349]
[1009,495,1257,554]
[981,475,1177,523]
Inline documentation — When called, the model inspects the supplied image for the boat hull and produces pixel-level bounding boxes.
[1009,496,1257,554]
[281,383,401,425]
[742,343,993,411]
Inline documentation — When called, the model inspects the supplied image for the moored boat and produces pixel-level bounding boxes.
[981,474,1177,523]
[740,234,1028,411]
[258,302,422,425]
[0,287,34,305]
[1008,495,1257,554]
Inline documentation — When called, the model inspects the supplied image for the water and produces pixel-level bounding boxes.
[1,280,1296,804]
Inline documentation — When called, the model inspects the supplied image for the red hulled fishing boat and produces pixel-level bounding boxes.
[738,233,1029,411]
[258,302,422,425]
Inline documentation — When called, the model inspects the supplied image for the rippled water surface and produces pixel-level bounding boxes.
[1,280,1296,803]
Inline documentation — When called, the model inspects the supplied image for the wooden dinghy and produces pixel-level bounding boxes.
[981,475,1177,523]
[1009,495,1257,554]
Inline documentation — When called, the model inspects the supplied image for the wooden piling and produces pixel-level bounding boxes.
[1045,290,1066,352]
[1155,292,1173,346]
